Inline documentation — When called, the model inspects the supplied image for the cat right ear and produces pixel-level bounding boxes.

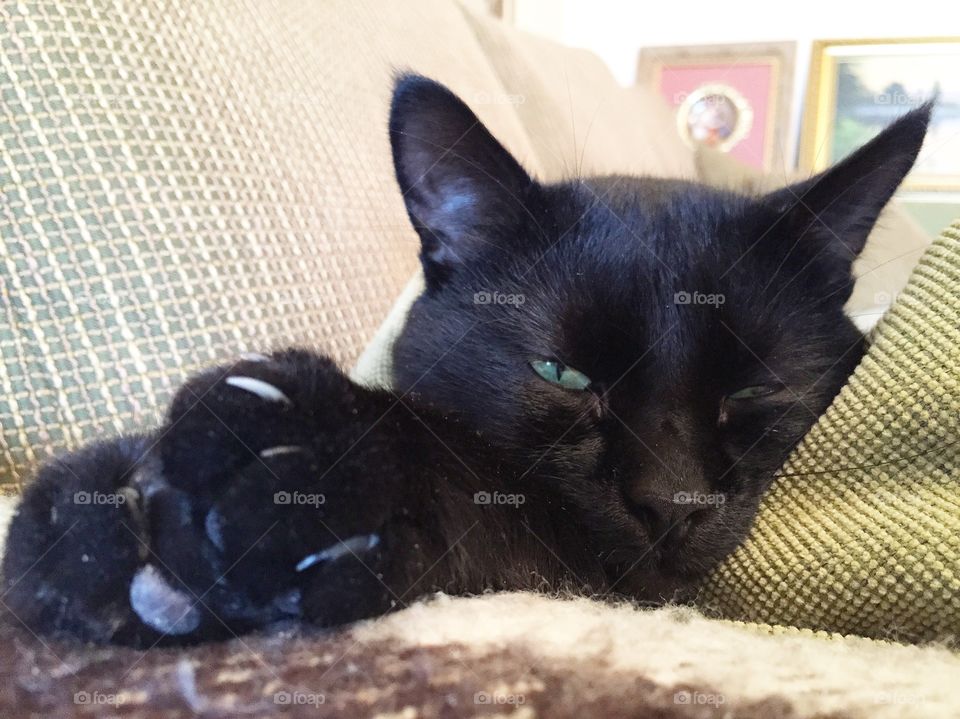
[756,102,931,295]
[389,74,536,288]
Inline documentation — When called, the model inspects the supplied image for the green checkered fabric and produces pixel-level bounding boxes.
[0,0,545,487]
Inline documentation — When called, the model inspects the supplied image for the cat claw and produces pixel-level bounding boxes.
[224,376,292,405]
[123,460,172,560]
[238,352,270,363]
[259,445,304,458]
[295,534,380,572]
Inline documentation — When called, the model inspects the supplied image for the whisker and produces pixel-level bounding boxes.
[775,438,958,479]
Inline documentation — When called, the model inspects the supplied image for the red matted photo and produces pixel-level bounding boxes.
[637,43,795,171]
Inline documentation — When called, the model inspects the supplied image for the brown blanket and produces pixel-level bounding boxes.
[3,592,959,718]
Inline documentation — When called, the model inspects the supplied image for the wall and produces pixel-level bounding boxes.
[511,0,953,171]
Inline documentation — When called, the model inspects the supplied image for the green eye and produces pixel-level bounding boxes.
[728,384,782,400]
[530,360,592,390]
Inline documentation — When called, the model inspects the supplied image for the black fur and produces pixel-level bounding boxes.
[1,75,931,646]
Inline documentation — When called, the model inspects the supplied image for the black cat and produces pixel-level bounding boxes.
[2,75,930,647]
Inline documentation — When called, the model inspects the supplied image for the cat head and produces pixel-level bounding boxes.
[388,74,930,601]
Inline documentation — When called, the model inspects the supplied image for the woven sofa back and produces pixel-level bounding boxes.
[0,0,692,487]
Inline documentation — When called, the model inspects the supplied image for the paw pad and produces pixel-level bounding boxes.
[204,508,226,552]
[129,565,201,635]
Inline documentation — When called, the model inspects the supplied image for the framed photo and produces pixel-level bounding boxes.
[637,43,795,172]
[801,38,960,190]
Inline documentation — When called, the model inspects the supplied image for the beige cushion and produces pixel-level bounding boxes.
[0,0,537,487]
[0,0,696,492]
[462,8,696,181]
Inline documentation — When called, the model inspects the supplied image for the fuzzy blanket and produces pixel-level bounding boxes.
[2,592,959,718]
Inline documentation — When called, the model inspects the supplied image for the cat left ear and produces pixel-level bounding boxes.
[760,102,932,283]
[389,74,536,288]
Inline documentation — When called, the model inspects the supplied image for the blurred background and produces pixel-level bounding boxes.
[479,0,960,237]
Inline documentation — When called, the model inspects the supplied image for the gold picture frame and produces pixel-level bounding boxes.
[801,37,960,191]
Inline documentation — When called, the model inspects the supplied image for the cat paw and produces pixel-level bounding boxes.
[0,436,212,645]
[152,349,392,567]
[3,350,398,646]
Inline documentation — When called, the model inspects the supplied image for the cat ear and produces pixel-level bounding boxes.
[759,102,932,286]
[389,74,536,288]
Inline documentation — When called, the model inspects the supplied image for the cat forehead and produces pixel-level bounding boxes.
[534,177,752,270]
[500,178,748,291]
[556,177,745,228]
[511,180,779,346]
[459,176,782,342]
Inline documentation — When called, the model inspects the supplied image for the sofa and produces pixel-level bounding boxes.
[1,1,958,717]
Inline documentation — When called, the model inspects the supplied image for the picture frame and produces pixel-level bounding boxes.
[801,37,960,191]
[637,42,796,172]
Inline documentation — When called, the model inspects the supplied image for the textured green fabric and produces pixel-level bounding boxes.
[0,0,544,488]
[702,221,960,644]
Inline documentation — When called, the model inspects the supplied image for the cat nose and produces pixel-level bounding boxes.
[627,493,711,541]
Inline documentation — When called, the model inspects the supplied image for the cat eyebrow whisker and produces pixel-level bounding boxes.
[775,438,958,479]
